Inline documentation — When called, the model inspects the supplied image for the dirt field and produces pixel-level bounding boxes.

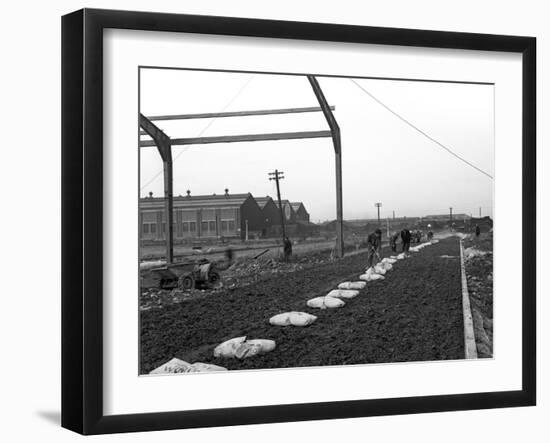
[140,236,464,373]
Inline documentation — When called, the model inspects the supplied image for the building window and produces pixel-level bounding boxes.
[228,220,235,231]
[221,220,228,231]
[182,222,189,233]
[150,224,156,234]
[201,221,208,232]
[189,222,196,232]
[209,221,216,232]
[143,224,149,234]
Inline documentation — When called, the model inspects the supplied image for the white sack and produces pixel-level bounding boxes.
[289,311,318,326]
[338,281,367,290]
[327,289,359,299]
[271,312,317,326]
[373,265,387,275]
[149,358,196,374]
[269,313,292,326]
[234,342,263,359]
[397,253,406,260]
[382,258,397,264]
[360,273,385,282]
[307,297,327,309]
[246,339,276,354]
[323,296,346,308]
[213,336,247,358]
[191,362,228,372]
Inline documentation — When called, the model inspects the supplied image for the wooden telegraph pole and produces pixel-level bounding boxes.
[375,202,382,227]
[269,170,286,241]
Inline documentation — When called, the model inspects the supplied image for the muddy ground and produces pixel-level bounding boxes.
[140,237,464,373]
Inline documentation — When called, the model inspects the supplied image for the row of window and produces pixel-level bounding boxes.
[142,220,236,235]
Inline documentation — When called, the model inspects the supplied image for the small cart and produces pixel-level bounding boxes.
[150,259,221,290]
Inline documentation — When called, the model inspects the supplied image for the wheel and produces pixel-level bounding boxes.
[208,271,220,285]
[178,274,195,291]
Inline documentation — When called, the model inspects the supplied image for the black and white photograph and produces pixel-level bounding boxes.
[138,67,494,375]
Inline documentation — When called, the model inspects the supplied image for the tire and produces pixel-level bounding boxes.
[178,274,195,291]
[208,271,220,285]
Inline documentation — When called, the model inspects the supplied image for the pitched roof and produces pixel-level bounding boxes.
[254,196,276,209]
[140,193,253,209]
[290,202,307,213]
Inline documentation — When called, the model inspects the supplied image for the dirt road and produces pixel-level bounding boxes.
[140,237,464,373]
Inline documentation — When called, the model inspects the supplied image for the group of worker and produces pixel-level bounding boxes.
[366,228,435,269]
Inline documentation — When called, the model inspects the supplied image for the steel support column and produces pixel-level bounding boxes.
[307,76,344,258]
[139,114,174,263]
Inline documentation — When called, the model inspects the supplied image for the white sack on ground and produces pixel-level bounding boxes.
[431,239,439,244]
[382,258,397,264]
[307,296,345,309]
[373,265,387,275]
[270,312,317,326]
[234,342,263,359]
[323,296,345,308]
[397,253,406,260]
[327,289,359,299]
[338,281,367,290]
[289,311,318,326]
[269,313,292,326]
[191,362,228,372]
[213,336,247,358]
[149,358,196,374]
[246,339,276,354]
[360,273,385,282]
[307,297,327,309]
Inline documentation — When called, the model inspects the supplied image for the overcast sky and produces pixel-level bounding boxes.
[139,68,494,222]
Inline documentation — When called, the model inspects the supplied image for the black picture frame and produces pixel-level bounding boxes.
[62,8,536,435]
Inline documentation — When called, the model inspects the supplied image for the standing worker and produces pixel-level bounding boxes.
[366,228,383,270]
[389,231,399,252]
[401,228,412,253]
[283,236,293,261]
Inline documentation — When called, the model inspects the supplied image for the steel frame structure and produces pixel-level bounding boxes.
[139,75,344,262]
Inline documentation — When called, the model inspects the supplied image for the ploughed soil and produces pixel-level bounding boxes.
[140,237,464,374]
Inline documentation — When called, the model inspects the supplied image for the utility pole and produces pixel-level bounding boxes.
[375,202,382,227]
[393,210,395,220]
[479,207,482,218]
[269,169,286,241]
[449,207,453,223]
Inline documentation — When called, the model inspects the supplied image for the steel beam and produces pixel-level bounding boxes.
[139,130,332,147]
[145,105,335,121]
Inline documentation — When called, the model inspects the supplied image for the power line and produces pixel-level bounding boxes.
[349,79,494,180]
[140,74,255,191]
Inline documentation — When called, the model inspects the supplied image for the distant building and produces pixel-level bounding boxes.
[254,196,281,230]
[139,190,264,241]
[290,202,310,222]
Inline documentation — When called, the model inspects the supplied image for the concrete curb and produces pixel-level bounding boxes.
[459,239,478,359]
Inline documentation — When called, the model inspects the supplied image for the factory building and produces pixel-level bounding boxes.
[140,190,312,242]
[139,190,264,241]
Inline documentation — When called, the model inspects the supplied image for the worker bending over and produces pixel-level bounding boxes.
[366,228,383,270]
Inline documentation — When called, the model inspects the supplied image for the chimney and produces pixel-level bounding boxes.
[148,191,153,198]
[186,190,191,197]
[224,188,229,197]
